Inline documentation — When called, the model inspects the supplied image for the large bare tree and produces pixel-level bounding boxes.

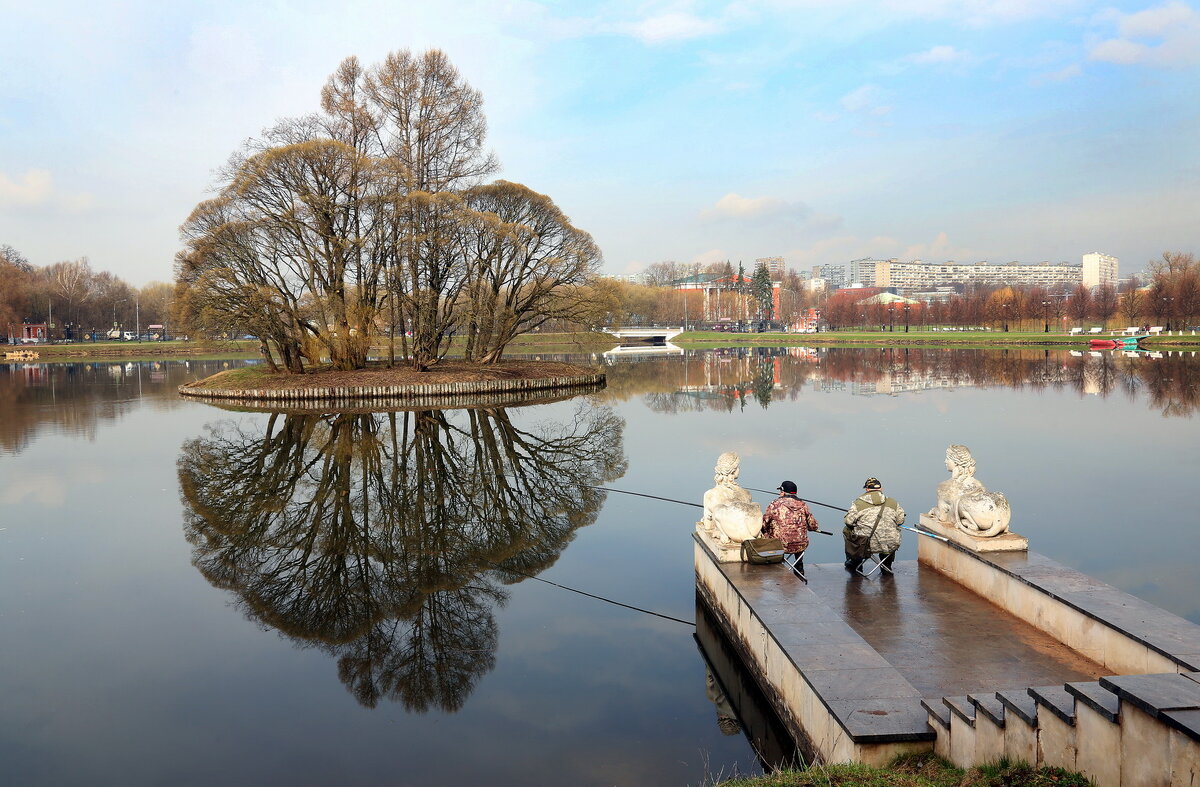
[178,48,604,373]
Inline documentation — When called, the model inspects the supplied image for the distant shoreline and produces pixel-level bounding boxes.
[6,328,1199,365]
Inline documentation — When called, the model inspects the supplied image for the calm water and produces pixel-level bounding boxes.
[1,348,1198,785]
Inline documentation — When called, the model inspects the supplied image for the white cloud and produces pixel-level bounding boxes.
[0,169,53,206]
[702,193,814,224]
[880,0,1084,26]
[1032,63,1083,84]
[0,169,93,212]
[839,84,892,116]
[902,231,982,261]
[905,44,972,64]
[692,248,730,265]
[1089,1,1200,68]
[186,24,264,84]
[624,12,723,43]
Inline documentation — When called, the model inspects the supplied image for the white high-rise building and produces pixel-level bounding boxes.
[849,257,891,287]
[1081,252,1118,289]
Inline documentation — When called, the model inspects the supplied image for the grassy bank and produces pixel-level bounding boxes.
[9,327,1198,364]
[5,339,258,361]
[675,328,1200,350]
[716,753,1089,787]
[180,359,600,393]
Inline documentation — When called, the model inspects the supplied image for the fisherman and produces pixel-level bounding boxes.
[761,481,820,568]
[843,477,905,574]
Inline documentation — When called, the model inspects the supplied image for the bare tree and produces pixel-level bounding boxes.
[1093,284,1118,327]
[1066,283,1092,326]
[459,180,601,362]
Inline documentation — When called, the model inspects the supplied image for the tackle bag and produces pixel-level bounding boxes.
[844,505,887,560]
[741,537,786,564]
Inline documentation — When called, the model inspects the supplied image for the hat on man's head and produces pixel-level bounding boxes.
[777,480,797,494]
[863,477,882,490]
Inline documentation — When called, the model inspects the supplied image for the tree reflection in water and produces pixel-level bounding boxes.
[178,402,626,711]
[600,347,1200,418]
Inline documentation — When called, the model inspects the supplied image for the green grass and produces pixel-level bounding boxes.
[180,364,277,390]
[14,327,1198,365]
[674,328,1200,350]
[714,753,1092,787]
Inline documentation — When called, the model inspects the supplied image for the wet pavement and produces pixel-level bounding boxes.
[801,561,1106,697]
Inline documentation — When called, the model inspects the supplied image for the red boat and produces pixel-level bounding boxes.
[1089,338,1121,349]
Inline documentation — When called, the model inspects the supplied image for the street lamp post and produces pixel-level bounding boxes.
[1042,300,1050,332]
[1002,303,1009,332]
[113,298,127,337]
[1162,296,1172,331]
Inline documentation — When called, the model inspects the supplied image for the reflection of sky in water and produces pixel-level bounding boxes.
[0,350,1197,785]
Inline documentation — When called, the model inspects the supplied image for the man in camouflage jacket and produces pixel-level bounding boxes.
[843,477,905,573]
[761,481,820,557]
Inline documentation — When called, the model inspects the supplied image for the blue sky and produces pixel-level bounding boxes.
[1,0,1196,285]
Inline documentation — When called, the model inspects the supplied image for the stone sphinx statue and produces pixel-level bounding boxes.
[931,444,1011,538]
[699,452,762,545]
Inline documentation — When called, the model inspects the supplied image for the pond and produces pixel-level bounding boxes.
[1,348,1197,785]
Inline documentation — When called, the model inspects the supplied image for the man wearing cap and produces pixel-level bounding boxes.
[843,478,905,573]
[761,481,820,566]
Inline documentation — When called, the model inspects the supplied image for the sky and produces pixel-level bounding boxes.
[1,0,1197,286]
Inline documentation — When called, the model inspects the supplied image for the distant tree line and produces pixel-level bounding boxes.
[175,49,604,373]
[0,244,173,340]
[595,259,814,327]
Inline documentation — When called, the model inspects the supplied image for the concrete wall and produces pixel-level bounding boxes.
[916,535,1183,675]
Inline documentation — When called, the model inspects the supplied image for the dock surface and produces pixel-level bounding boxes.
[802,561,1104,697]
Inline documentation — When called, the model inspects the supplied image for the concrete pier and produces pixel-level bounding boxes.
[695,531,1200,783]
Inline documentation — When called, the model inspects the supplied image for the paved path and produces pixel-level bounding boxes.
[801,561,1104,697]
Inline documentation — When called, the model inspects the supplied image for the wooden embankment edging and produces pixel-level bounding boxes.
[177,373,607,407]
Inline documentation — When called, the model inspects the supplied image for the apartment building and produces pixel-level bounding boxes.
[1081,252,1119,288]
[874,259,1083,290]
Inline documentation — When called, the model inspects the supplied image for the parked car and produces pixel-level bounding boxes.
[122,331,137,341]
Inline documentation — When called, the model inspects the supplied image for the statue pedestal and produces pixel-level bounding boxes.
[918,514,1028,552]
[695,526,745,563]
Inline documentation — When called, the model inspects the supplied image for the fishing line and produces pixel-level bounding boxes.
[482,559,695,627]
[583,483,835,534]
[744,487,849,513]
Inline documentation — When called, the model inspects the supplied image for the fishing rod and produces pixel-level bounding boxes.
[744,487,849,513]
[581,483,834,536]
[480,558,694,627]
[901,525,949,542]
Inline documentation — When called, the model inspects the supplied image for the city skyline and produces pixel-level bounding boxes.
[2,0,1196,286]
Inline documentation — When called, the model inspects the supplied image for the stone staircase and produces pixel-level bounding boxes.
[921,672,1200,786]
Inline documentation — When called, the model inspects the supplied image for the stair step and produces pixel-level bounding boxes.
[1028,685,1076,726]
[1100,673,1200,720]
[942,695,975,727]
[967,693,1006,728]
[1160,708,1200,742]
[1065,681,1120,723]
[921,698,951,729]
[996,688,1038,727]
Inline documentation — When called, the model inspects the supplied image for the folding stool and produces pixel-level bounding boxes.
[783,550,807,582]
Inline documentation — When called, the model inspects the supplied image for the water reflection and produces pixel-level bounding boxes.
[596,347,1200,417]
[177,403,627,710]
[0,360,252,453]
[694,601,805,772]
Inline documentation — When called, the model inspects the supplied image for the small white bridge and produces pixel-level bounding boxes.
[601,327,685,343]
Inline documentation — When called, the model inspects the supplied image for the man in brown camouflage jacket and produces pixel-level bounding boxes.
[761,481,820,561]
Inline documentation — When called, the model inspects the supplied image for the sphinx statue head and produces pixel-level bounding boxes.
[699,451,759,544]
[933,444,1011,538]
[714,451,741,486]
